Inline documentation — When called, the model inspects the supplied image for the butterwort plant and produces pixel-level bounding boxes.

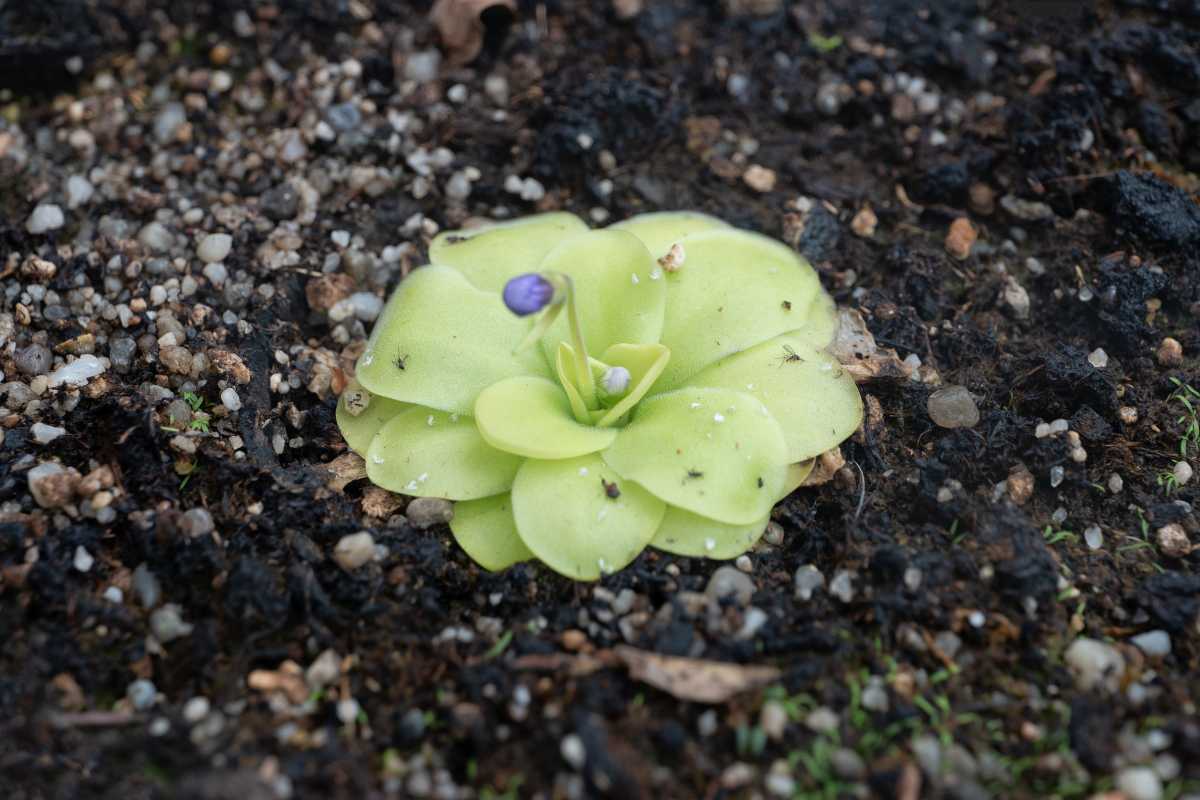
[337,211,862,580]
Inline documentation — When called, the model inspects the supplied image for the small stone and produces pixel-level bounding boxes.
[805,707,839,735]
[331,230,351,248]
[1049,465,1064,488]
[179,508,215,538]
[1084,525,1103,550]
[260,183,300,221]
[1157,337,1183,367]
[794,564,825,600]
[1131,630,1171,658]
[445,171,472,200]
[1116,767,1163,800]
[1120,406,1139,424]
[829,570,855,603]
[221,387,242,411]
[743,164,777,193]
[1064,637,1125,692]
[1088,348,1109,368]
[764,771,795,798]
[325,102,362,132]
[697,709,719,737]
[66,175,94,209]
[154,102,187,143]
[860,676,889,712]
[133,564,162,608]
[31,422,66,444]
[73,545,94,572]
[138,222,174,253]
[27,204,65,234]
[706,566,756,606]
[406,497,454,529]
[1108,473,1124,493]
[306,649,342,691]
[16,343,53,375]
[759,701,788,740]
[734,554,753,573]
[999,194,1054,221]
[127,679,157,711]
[851,206,877,238]
[202,262,228,286]
[336,697,361,724]
[160,346,193,375]
[150,604,194,643]
[333,532,376,571]
[928,385,980,428]
[560,733,586,770]
[1004,276,1031,319]
[1156,523,1191,558]
[182,696,211,723]
[1007,464,1034,505]
[1173,460,1193,486]
[405,50,441,83]
[197,233,232,263]
[912,735,942,777]
[830,748,866,780]
[945,217,977,260]
[28,462,78,508]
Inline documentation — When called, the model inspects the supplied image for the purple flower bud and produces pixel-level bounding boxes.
[502,273,555,316]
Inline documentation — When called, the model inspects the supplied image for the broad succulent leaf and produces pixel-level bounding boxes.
[685,333,863,462]
[428,212,587,293]
[474,375,618,459]
[449,494,533,571]
[655,228,827,389]
[366,407,522,500]
[610,210,728,259]
[336,389,409,456]
[511,453,665,580]
[602,387,789,524]
[650,506,770,558]
[356,266,551,414]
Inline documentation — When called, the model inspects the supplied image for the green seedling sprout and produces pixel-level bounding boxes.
[336,211,864,580]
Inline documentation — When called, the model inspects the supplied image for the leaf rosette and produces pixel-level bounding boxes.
[337,211,863,580]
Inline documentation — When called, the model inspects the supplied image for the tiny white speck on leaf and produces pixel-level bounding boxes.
[426,415,435,426]
[630,273,639,285]
[713,413,725,423]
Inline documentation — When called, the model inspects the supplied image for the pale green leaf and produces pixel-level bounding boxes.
[356,266,551,414]
[781,460,815,500]
[609,211,729,260]
[655,229,826,389]
[335,388,409,456]
[366,406,523,500]
[428,212,588,293]
[602,387,789,525]
[474,376,617,459]
[685,333,863,462]
[538,230,665,366]
[512,454,665,580]
[650,506,769,559]
[449,494,533,571]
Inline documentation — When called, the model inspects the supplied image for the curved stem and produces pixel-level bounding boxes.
[563,279,596,405]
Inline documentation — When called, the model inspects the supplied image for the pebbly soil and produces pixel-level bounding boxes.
[2,1,1200,798]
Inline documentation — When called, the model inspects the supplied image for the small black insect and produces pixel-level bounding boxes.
[393,352,409,371]
[781,300,792,311]
[775,344,804,367]
[686,469,704,480]
[757,477,764,488]
[601,478,620,499]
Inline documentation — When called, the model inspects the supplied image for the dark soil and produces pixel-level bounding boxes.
[2,1,1200,798]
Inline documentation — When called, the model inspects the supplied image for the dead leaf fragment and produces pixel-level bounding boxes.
[324,452,367,492]
[362,485,404,518]
[829,308,913,383]
[615,645,781,704]
[802,447,846,487]
[431,0,517,66]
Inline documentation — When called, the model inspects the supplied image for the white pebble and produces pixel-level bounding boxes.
[1116,767,1163,800]
[1084,525,1103,550]
[1087,348,1108,368]
[560,734,586,770]
[197,233,232,263]
[333,532,376,571]
[48,354,106,388]
[221,387,242,411]
[66,175,94,209]
[331,230,351,248]
[31,422,66,444]
[73,545,95,572]
[1174,461,1193,486]
[27,204,65,234]
[202,262,228,286]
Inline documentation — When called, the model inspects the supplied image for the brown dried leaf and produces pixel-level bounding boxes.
[324,452,366,492]
[362,485,404,518]
[829,308,914,383]
[615,645,780,704]
[430,0,517,66]
[802,447,846,487]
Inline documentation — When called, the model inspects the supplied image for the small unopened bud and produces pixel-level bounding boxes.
[601,366,631,397]
[502,272,556,316]
[658,243,685,272]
